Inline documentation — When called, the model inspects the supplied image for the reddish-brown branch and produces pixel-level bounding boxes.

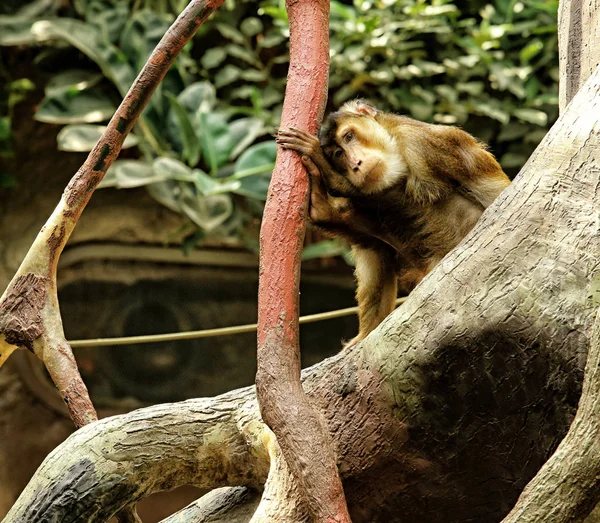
[0,0,225,429]
[255,0,351,521]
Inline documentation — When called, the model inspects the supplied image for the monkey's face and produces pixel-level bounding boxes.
[321,113,407,194]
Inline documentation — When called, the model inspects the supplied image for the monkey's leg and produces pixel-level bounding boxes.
[347,246,398,349]
[397,266,428,295]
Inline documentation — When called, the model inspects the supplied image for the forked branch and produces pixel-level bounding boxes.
[0,0,226,428]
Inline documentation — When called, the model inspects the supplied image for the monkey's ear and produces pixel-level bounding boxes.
[341,99,377,117]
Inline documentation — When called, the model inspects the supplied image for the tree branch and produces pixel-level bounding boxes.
[2,389,269,522]
[501,303,600,522]
[0,0,226,428]
[159,487,260,523]
[558,0,600,112]
[5,6,600,521]
[255,0,351,521]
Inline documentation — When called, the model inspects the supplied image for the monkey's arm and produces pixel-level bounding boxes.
[300,155,417,266]
[276,128,358,197]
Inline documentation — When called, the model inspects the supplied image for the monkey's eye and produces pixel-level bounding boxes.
[334,149,343,158]
[343,132,354,143]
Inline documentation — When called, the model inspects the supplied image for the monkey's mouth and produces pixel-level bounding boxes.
[362,159,381,179]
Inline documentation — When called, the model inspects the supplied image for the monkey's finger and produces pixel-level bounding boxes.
[278,128,318,141]
[276,140,312,155]
[300,155,321,179]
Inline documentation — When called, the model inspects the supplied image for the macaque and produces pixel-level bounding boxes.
[276,100,510,346]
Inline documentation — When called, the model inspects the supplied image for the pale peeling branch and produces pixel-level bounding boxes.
[5,14,600,523]
[0,0,226,428]
[558,0,600,112]
[249,436,310,522]
[159,487,260,523]
[2,389,269,522]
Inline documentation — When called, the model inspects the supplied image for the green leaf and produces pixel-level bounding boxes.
[35,89,116,124]
[16,0,59,19]
[0,18,37,46]
[201,48,227,69]
[179,82,217,115]
[198,112,232,173]
[57,124,139,152]
[31,19,136,96]
[469,101,510,124]
[231,141,276,200]
[240,69,268,82]
[85,0,129,44]
[227,117,264,160]
[0,117,11,142]
[195,169,241,196]
[257,30,286,49]
[225,44,260,66]
[520,40,544,63]
[497,122,529,142]
[119,10,171,68]
[153,157,196,182]
[146,180,181,212]
[165,92,201,167]
[215,65,241,88]
[241,17,263,37]
[100,160,164,189]
[513,108,548,126]
[45,70,104,97]
[179,183,234,231]
[194,169,219,194]
[182,229,205,256]
[216,23,246,45]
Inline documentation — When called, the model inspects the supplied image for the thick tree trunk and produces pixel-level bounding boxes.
[4,62,600,521]
[558,0,600,111]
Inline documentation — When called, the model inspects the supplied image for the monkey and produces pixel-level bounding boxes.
[276,100,510,347]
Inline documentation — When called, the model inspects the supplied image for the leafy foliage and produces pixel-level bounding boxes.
[194,0,558,173]
[0,0,558,257]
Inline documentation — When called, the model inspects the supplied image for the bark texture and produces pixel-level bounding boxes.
[5,60,600,522]
[502,305,600,522]
[558,0,600,111]
[3,388,270,522]
[255,0,350,520]
[159,487,260,523]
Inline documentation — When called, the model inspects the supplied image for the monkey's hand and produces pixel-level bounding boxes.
[275,128,321,159]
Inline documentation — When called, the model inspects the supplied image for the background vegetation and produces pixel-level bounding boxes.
[0,0,559,255]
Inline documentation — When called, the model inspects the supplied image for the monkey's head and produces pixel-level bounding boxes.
[320,100,408,194]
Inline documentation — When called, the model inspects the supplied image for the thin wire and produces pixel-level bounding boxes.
[69,297,408,348]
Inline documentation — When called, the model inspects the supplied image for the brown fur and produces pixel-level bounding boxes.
[276,101,510,346]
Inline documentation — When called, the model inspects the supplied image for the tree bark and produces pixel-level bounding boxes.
[255,0,351,521]
[4,63,600,520]
[501,306,600,523]
[5,0,600,521]
[159,487,260,523]
[558,0,600,111]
